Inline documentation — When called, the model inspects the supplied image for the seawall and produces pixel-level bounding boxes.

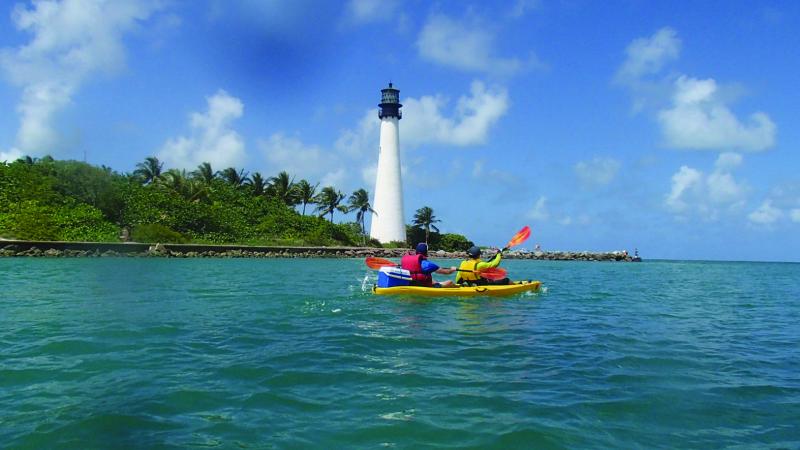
[0,240,640,261]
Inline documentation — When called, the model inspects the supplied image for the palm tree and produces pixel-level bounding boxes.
[413,206,441,244]
[348,188,375,238]
[315,186,345,222]
[267,171,298,206]
[192,162,216,184]
[247,172,267,196]
[295,179,318,215]
[220,167,249,188]
[133,156,163,184]
[160,169,207,202]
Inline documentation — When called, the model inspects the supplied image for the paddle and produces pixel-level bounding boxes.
[364,256,508,281]
[502,225,531,252]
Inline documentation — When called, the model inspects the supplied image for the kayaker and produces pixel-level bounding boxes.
[455,246,511,286]
[401,243,456,287]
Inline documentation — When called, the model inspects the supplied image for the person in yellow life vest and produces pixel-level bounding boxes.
[455,246,511,286]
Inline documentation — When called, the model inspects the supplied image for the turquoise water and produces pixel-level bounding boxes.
[1,258,798,449]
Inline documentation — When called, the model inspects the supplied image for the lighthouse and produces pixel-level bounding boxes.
[370,83,406,243]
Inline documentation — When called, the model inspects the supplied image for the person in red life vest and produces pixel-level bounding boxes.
[401,243,457,287]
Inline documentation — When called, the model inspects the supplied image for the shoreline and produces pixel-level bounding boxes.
[0,240,640,262]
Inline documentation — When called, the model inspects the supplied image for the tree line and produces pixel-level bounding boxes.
[0,155,473,251]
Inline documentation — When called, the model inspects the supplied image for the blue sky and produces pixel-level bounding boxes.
[1,0,799,261]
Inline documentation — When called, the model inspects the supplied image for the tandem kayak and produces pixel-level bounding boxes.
[372,280,542,297]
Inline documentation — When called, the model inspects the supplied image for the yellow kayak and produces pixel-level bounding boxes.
[372,280,542,297]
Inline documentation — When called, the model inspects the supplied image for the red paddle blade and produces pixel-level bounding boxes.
[365,256,398,269]
[477,267,507,280]
[506,226,531,249]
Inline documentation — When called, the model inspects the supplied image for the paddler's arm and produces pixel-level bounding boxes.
[476,252,502,270]
[421,260,456,275]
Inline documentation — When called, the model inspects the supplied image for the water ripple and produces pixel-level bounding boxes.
[1,258,798,448]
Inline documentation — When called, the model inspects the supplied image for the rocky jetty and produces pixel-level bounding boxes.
[0,240,640,261]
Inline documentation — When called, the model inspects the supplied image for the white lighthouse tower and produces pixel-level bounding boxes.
[370,83,406,243]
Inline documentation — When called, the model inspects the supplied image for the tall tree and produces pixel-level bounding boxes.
[220,167,249,188]
[348,188,375,238]
[412,206,441,244]
[267,171,297,206]
[247,172,267,196]
[295,179,318,215]
[160,169,207,202]
[192,162,216,184]
[133,156,163,185]
[315,186,345,223]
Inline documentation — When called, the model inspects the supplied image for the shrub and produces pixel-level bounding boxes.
[131,224,188,243]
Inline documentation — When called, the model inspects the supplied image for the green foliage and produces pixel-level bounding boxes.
[0,200,59,240]
[1,158,461,248]
[0,200,117,242]
[131,223,188,244]
[50,160,127,223]
[382,240,409,249]
[438,233,474,252]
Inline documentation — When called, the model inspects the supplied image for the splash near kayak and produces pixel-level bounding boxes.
[373,280,542,297]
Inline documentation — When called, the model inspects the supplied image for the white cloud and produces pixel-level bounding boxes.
[403,81,509,147]
[0,148,24,162]
[574,157,621,187]
[665,153,748,217]
[658,76,776,151]
[361,163,377,187]
[335,109,379,157]
[158,90,246,170]
[748,200,783,225]
[336,81,509,157]
[617,28,777,152]
[665,166,703,213]
[527,196,549,221]
[258,133,347,188]
[616,27,680,83]
[416,14,526,75]
[345,0,400,24]
[0,0,161,156]
[790,209,800,223]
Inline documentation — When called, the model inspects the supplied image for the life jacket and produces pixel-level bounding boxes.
[458,259,481,282]
[401,253,432,287]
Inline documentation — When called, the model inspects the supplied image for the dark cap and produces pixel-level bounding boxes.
[415,243,428,255]
[467,246,481,258]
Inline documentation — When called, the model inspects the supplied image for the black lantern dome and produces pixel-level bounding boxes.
[378,82,402,119]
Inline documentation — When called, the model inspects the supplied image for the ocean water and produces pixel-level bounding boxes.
[1,257,798,449]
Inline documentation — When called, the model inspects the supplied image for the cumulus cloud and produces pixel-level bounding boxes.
[616,27,680,83]
[665,153,748,218]
[527,196,549,221]
[403,81,509,147]
[417,14,534,75]
[617,28,777,152]
[658,76,776,151]
[258,133,346,186]
[574,157,621,187]
[0,0,161,156]
[748,200,783,225]
[158,90,246,170]
[336,81,509,156]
